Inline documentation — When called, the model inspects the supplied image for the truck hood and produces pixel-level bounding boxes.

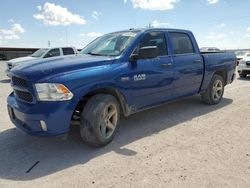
[12,54,115,81]
[8,56,38,64]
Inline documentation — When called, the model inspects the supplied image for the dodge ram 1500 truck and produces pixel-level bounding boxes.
[7,28,236,147]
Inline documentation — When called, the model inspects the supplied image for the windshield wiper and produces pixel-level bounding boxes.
[87,52,104,56]
[86,52,118,57]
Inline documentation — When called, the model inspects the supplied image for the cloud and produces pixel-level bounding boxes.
[216,23,226,28]
[4,35,19,40]
[124,0,178,11]
[80,32,103,38]
[91,11,101,20]
[152,20,170,27]
[205,33,227,39]
[245,27,250,37]
[12,23,25,33]
[8,19,14,23]
[37,5,42,11]
[33,2,86,26]
[0,22,25,41]
[207,0,219,4]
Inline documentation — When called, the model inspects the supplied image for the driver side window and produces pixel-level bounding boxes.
[134,31,168,56]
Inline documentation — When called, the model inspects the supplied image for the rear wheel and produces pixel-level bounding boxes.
[80,94,120,147]
[201,74,225,105]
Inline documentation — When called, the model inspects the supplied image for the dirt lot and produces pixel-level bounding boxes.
[0,61,250,188]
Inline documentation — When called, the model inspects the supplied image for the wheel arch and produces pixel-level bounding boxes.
[213,69,227,85]
[73,87,131,119]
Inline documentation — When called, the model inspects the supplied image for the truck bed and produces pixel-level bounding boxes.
[200,52,236,92]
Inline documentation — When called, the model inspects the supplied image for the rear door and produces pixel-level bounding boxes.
[130,31,174,109]
[168,32,203,97]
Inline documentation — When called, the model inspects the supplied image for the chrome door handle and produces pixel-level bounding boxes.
[161,63,172,67]
[193,60,202,64]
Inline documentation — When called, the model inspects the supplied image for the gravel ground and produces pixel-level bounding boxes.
[0,61,250,188]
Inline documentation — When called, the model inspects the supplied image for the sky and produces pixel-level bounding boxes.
[1,0,250,50]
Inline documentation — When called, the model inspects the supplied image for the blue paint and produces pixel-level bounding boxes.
[7,28,236,137]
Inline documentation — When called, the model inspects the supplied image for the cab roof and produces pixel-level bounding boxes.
[117,28,192,34]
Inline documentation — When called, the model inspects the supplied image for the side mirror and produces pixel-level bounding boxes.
[130,46,159,61]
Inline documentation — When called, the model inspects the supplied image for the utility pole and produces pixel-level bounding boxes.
[48,40,51,47]
[65,26,68,46]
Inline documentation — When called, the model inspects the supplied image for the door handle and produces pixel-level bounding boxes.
[161,63,172,67]
[193,60,202,64]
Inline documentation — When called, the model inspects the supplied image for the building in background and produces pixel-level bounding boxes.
[0,48,39,60]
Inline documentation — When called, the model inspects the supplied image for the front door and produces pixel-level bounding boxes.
[129,31,174,109]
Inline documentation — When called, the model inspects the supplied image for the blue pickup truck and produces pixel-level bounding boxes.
[7,28,236,146]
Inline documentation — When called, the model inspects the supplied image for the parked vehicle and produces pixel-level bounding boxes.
[200,47,220,52]
[235,51,250,66]
[238,55,250,78]
[7,28,236,147]
[5,47,77,77]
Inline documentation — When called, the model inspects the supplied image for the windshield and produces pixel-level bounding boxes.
[81,31,139,56]
[31,48,48,57]
[236,51,247,56]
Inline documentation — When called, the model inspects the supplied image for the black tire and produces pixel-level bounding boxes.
[239,73,247,78]
[201,74,225,105]
[80,94,120,147]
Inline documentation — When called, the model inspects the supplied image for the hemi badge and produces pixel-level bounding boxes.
[121,77,129,82]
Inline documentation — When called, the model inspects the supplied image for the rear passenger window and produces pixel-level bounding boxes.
[137,32,168,56]
[62,48,75,55]
[169,32,195,55]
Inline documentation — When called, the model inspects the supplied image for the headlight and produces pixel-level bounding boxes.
[35,83,73,101]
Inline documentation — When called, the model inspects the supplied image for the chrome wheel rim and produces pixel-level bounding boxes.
[212,80,223,101]
[100,104,118,139]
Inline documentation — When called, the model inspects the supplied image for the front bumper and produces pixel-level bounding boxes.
[7,92,74,137]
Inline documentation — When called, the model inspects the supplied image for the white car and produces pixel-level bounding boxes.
[6,47,77,77]
[238,55,250,78]
[235,51,250,65]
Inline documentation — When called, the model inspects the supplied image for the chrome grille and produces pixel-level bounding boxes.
[12,76,28,88]
[11,76,33,103]
[14,90,33,103]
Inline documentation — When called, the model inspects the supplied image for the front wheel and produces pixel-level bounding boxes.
[80,94,120,147]
[201,74,225,105]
